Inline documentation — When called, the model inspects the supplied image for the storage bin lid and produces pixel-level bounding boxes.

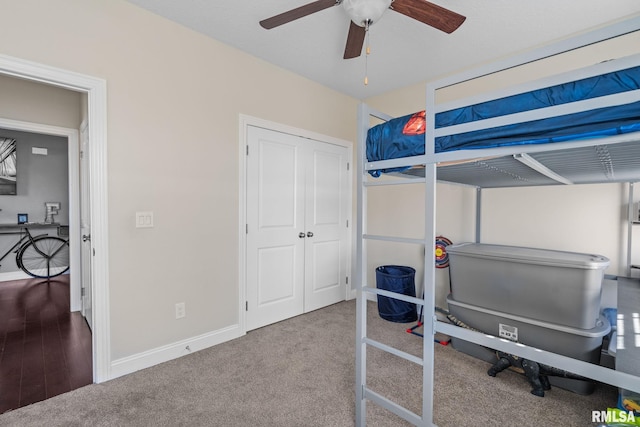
[447,243,609,270]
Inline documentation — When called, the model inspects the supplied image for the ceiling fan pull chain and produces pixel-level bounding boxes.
[364,20,370,85]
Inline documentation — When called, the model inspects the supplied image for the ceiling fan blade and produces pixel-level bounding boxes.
[260,0,338,29]
[391,0,466,34]
[343,21,366,59]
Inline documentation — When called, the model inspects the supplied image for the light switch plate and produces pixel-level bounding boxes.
[135,211,154,228]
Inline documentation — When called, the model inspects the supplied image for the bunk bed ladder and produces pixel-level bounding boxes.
[355,104,437,427]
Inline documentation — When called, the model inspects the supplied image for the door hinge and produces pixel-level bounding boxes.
[246,145,249,156]
[245,301,248,311]
[81,287,86,297]
[346,276,349,285]
[347,162,350,171]
[246,224,248,234]
[346,220,349,228]
[92,248,95,256]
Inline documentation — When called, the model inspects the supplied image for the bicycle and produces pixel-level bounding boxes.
[0,226,69,279]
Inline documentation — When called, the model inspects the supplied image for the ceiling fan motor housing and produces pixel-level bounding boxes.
[343,0,393,26]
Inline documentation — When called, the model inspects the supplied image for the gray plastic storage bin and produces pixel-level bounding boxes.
[447,243,609,329]
[447,295,610,395]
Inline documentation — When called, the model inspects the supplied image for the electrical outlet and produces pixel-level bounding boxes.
[175,302,186,319]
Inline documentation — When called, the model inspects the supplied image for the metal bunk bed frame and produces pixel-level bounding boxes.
[355,15,640,426]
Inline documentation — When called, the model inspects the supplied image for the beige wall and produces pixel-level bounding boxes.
[0,74,81,127]
[479,183,628,273]
[0,0,358,361]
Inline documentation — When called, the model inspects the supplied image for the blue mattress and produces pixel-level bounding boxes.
[366,65,640,177]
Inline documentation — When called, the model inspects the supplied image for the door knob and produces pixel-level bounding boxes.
[82,234,91,242]
[298,232,306,238]
[306,231,314,238]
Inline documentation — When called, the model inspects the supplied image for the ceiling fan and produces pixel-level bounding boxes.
[260,0,466,59]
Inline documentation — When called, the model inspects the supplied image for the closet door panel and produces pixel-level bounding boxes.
[246,126,305,330]
[304,142,349,312]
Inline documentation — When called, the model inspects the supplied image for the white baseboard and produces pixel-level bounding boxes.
[109,324,244,380]
[0,270,71,282]
[347,288,377,302]
[0,271,32,281]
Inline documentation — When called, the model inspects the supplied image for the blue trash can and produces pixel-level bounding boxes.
[375,265,417,323]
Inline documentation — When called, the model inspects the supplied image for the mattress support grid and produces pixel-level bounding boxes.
[513,153,573,184]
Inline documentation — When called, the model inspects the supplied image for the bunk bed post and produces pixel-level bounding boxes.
[627,182,635,277]
[475,188,482,243]
[423,164,437,427]
[423,81,438,427]
[355,102,369,426]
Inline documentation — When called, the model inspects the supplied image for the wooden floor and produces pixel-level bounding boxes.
[0,275,92,413]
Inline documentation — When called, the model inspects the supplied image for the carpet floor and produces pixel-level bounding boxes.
[0,299,616,426]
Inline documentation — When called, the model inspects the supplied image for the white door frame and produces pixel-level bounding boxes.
[0,54,111,383]
[238,114,353,334]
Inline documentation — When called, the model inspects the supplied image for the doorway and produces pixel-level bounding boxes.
[0,54,110,383]
[0,122,91,411]
[0,122,81,308]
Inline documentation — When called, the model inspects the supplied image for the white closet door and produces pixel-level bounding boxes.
[304,141,349,312]
[246,126,305,331]
[246,125,349,331]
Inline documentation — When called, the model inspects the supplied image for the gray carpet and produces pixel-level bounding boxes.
[0,300,616,426]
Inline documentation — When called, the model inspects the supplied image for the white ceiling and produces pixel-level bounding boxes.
[125,0,640,100]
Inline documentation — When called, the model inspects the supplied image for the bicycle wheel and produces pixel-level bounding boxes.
[17,236,70,279]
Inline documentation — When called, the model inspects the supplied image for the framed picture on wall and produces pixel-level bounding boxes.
[17,213,28,224]
[0,137,17,195]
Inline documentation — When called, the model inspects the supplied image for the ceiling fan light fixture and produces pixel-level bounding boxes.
[342,0,393,27]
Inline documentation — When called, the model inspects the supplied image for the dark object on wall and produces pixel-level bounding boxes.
[375,265,417,323]
[17,213,28,224]
[0,137,17,195]
[435,235,453,268]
